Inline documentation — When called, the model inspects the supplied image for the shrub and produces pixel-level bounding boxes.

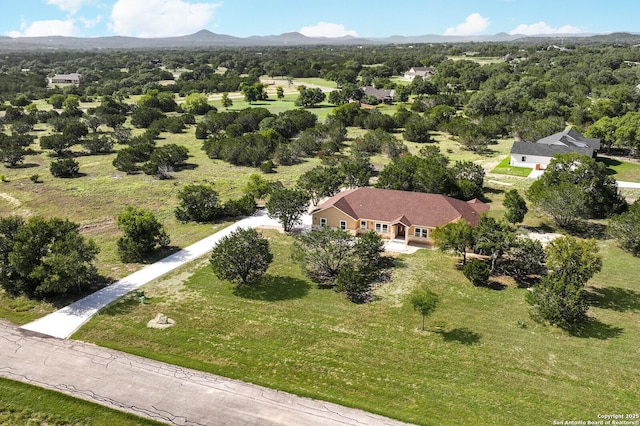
[174,183,222,223]
[50,158,80,178]
[223,194,258,218]
[463,259,490,286]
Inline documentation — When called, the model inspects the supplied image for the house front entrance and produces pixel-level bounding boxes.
[395,224,406,239]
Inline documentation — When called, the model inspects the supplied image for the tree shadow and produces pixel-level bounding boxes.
[597,157,622,175]
[233,274,310,301]
[100,292,145,316]
[176,163,198,171]
[565,221,607,240]
[43,274,112,309]
[521,224,556,234]
[569,318,623,340]
[483,186,505,195]
[514,275,541,288]
[142,245,183,264]
[485,280,507,291]
[435,327,481,345]
[589,287,640,312]
[10,163,40,169]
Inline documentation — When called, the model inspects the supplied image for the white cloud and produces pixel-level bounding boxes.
[108,0,221,38]
[79,15,102,29]
[509,22,582,35]
[299,22,358,38]
[45,0,91,15]
[8,18,78,37]
[444,13,490,36]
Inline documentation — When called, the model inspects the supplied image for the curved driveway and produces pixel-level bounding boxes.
[0,321,411,426]
[21,210,284,339]
[7,211,413,425]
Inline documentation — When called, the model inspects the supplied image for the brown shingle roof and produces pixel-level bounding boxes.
[311,188,489,227]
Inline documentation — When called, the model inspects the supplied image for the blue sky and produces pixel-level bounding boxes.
[2,0,638,39]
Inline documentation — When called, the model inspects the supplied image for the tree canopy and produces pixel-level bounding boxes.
[116,206,170,263]
[210,228,273,285]
[0,216,99,298]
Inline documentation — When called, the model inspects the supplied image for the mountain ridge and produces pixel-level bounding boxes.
[1,29,639,50]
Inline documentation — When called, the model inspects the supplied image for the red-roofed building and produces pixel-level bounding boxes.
[310,187,489,245]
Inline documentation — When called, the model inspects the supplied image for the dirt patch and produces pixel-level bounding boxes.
[526,231,561,246]
[79,217,116,235]
[0,192,21,207]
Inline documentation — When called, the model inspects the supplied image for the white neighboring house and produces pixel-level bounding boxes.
[403,66,435,81]
[509,129,600,170]
[48,73,81,84]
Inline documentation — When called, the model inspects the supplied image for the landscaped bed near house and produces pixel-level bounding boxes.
[490,156,533,177]
[74,230,640,426]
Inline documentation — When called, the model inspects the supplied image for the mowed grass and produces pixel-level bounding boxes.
[491,156,533,177]
[0,377,162,426]
[75,230,640,425]
[598,156,640,182]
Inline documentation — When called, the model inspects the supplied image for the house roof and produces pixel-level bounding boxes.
[311,187,489,228]
[406,67,435,76]
[50,73,81,80]
[361,86,395,101]
[510,129,600,158]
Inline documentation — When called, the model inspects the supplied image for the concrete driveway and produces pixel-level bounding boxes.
[0,320,411,426]
[21,210,285,339]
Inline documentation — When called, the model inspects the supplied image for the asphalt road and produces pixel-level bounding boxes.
[0,320,412,426]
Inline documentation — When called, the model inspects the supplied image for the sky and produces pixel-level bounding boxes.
[2,0,639,39]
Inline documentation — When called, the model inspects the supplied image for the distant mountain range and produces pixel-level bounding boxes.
[2,29,640,50]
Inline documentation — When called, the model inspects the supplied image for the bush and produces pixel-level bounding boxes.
[336,267,372,303]
[50,158,80,178]
[223,194,258,217]
[174,183,222,223]
[463,259,490,286]
[116,206,170,263]
[210,228,273,285]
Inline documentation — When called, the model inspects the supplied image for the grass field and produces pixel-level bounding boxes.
[74,230,640,426]
[490,156,533,177]
[598,155,640,181]
[0,377,161,425]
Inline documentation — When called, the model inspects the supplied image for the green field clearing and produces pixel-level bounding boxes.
[448,55,505,65]
[0,377,161,425]
[75,231,640,426]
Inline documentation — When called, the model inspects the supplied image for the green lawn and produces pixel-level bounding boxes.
[491,156,533,177]
[0,377,161,425]
[75,230,640,426]
[598,156,640,182]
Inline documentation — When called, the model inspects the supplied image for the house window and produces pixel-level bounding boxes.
[375,223,389,233]
[339,220,347,230]
[521,156,526,162]
[320,218,327,228]
[360,220,367,230]
[414,228,429,239]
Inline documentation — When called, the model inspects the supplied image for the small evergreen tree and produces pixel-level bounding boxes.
[210,228,273,285]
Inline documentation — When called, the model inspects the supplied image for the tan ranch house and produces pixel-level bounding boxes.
[310,187,489,245]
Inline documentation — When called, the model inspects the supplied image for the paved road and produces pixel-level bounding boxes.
[617,180,640,189]
[21,210,285,339]
[0,321,411,426]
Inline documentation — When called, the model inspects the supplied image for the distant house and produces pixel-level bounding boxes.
[48,73,81,84]
[509,129,601,170]
[403,66,435,81]
[361,86,396,104]
[310,187,489,245]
